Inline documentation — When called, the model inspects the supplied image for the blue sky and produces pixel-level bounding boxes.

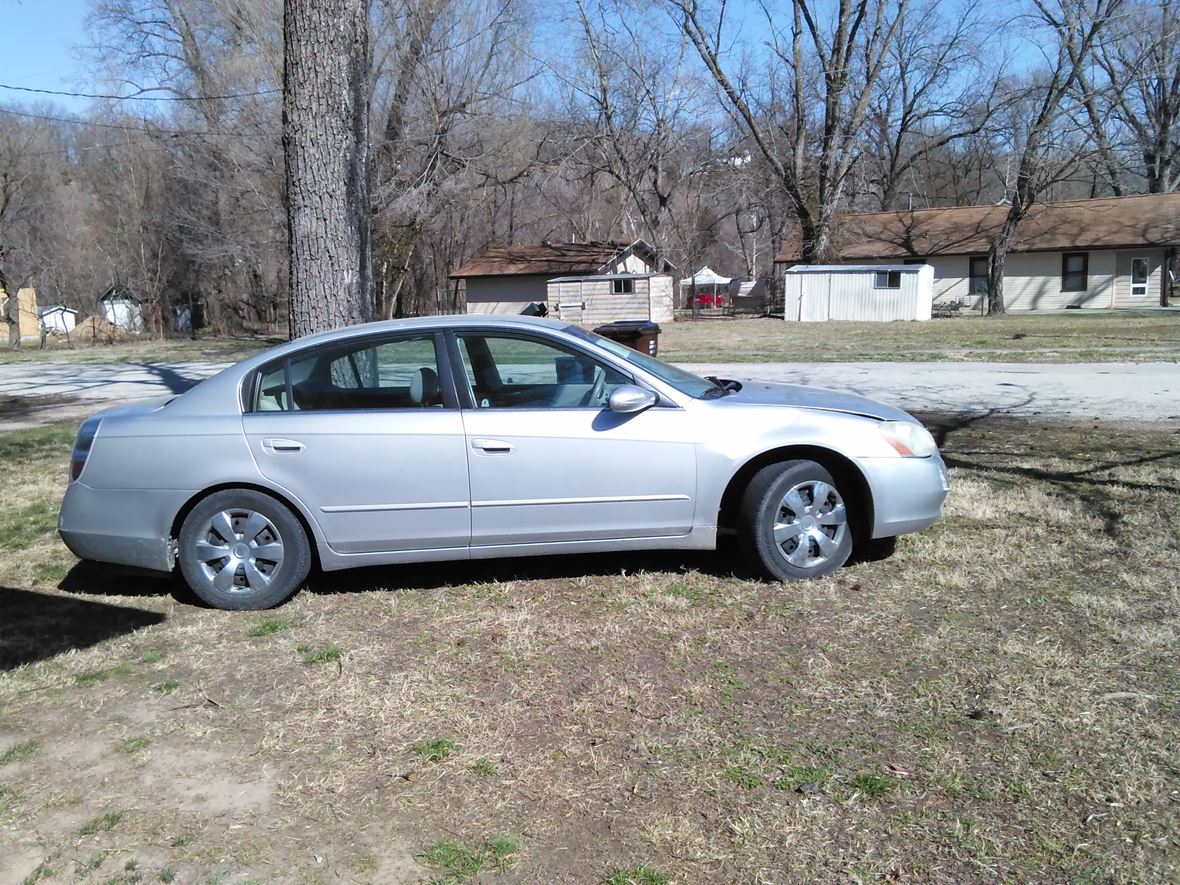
[1,0,96,113]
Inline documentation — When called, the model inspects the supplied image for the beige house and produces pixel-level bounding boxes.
[775,193,1180,311]
[450,239,674,319]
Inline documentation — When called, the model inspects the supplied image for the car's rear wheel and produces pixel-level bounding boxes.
[178,489,310,610]
[740,460,853,581]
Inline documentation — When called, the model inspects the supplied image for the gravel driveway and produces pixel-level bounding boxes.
[1,359,1178,430]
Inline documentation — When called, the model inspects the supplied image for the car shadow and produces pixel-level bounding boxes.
[305,548,759,596]
[58,560,188,600]
[0,587,166,670]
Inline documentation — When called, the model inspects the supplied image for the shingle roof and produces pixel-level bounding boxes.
[775,193,1180,263]
[450,239,669,278]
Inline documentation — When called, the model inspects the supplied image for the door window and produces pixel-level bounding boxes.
[253,335,446,411]
[1131,257,1150,297]
[456,333,629,409]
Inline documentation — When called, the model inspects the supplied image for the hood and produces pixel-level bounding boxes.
[721,380,914,422]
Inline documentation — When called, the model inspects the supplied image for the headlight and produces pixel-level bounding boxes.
[878,420,937,457]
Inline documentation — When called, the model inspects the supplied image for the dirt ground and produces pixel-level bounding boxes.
[1,416,1178,884]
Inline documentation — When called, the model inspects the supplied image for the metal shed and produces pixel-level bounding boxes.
[783,264,934,322]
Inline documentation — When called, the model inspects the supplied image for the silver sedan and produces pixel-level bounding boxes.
[59,315,949,610]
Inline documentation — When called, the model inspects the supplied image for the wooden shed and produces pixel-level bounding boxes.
[546,273,675,327]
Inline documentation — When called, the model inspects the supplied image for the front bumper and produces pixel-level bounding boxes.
[58,483,193,573]
[859,453,950,539]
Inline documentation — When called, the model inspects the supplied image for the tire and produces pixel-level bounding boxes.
[178,489,311,610]
[739,460,854,582]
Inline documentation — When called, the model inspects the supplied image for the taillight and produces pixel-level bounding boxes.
[71,418,102,481]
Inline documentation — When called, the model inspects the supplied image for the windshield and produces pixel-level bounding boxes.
[567,327,719,398]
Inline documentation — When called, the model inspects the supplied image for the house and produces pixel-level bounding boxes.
[450,239,674,316]
[99,285,144,330]
[775,193,1180,311]
[39,305,79,333]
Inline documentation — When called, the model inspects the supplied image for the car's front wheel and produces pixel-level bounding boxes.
[740,460,854,582]
[178,489,310,610]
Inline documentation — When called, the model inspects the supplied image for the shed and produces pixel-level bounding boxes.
[451,240,673,315]
[39,305,78,333]
[783,264,934,322]
[546,273,675,327]
[99,285,144,331]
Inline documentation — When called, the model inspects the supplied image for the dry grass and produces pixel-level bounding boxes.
[5,311,1178,373]
[660,311,1180,363]
[0,335,270,366]
[0,418,1177,883]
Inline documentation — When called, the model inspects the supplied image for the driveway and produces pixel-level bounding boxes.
[1,359,1178,430]
[683,361,1180,424]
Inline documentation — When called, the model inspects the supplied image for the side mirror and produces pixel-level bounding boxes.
[608,385,658,414]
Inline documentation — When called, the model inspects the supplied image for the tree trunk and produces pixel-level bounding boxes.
[985,207,1023,315]
[284,0,373,339]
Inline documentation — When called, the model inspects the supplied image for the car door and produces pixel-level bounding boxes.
[450,329,697,548]
[242,332,470,555]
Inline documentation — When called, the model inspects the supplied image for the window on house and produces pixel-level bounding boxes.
[969,257,989,296]
[874,270,902,289]
[612,278,634,294]
[1062,252,1088,292]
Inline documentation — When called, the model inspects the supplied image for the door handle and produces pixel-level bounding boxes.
[471,438,513,454]
[262,438,306,454]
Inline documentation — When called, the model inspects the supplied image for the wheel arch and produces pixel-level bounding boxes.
[169,483,322,570]
[718,446,875,544]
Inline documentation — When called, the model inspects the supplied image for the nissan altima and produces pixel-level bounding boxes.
[59,315,949,610]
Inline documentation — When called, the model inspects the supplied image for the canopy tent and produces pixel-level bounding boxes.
[679,266,732,308]
[679,266,731,287]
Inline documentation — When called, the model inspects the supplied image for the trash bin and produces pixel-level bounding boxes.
[593,320,661,357]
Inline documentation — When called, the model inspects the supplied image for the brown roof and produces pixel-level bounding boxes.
[450,239,668,278]
[775,193,1180,263]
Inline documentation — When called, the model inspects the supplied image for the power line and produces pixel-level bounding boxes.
[0,106,273,138]
[0,82,279,102]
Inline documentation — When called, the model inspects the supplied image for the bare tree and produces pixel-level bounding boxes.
[985,0,1124,314]
[1081,0,1180,193]
[284,0,373,336]
[860,1,1001,210]
[666,0,913,262]
[554,0,699,249]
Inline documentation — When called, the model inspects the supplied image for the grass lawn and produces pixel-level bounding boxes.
[0,335,271,366]
[660,311,1180,363]
[0,418,1177,883]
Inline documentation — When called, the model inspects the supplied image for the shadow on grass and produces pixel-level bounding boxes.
[917,409,1180,539]
[0,587,166,670]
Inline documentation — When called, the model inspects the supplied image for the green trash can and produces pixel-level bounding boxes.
[593,320,661,357]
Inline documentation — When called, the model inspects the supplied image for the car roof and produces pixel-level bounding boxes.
[247,314,576,364]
